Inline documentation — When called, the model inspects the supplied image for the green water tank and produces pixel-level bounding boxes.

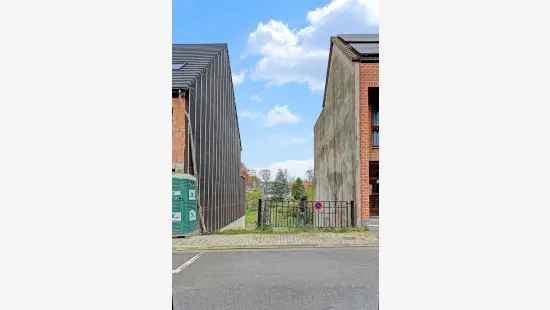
[172,174,198,236]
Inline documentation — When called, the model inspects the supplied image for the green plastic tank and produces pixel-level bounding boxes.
[172,174,198,236]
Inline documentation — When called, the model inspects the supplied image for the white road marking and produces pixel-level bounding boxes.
[172,252,203,274]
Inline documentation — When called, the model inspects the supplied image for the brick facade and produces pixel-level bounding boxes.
[172,95,187,172]
[359,63,379,220]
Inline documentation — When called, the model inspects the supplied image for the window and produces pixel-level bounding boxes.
[369,87,379,147]
[372,130,379,146]
[172,63,185,70]
[372,182,379,194]
[371,110,379,126]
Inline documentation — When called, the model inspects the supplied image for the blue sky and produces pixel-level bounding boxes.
[173,0,378,179]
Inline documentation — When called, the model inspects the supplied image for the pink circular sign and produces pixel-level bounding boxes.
[314,201,322,211]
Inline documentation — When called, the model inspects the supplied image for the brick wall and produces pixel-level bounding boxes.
[172,95,187,172]
[359,63,379,220]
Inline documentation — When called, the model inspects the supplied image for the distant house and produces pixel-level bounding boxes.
[239,163,260,192]
[239,162,250,190]
[172,43,245,232]
[314,34,379,227]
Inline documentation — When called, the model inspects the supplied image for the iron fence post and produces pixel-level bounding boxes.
[350,200,355,227]
[257,199,262,228]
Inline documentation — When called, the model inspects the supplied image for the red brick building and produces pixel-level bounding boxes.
[239,162,253,191]
[314,34,378,228]
[303,181,313,191]
[172,94,189,173]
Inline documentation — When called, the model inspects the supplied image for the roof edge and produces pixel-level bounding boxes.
[172,45,227,90]
[321,38,336,109]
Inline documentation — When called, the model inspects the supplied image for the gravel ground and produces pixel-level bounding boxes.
[173,231,378,251]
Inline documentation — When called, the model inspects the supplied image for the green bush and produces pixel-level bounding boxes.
[246,188,262,209]
[291,178,306,200]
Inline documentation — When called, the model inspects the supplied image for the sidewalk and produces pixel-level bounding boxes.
[173,231,379,251]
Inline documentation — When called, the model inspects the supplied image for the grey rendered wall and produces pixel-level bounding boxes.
[314,44,357,204]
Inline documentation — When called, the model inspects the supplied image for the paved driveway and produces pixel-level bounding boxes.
[173,247,378,310]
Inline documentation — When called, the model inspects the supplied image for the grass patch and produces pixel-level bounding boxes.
[214,229,256,235]
[215,224,369,235]
[245,207,257,230]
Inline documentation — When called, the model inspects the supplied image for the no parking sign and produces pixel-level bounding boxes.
[314,201,323,211]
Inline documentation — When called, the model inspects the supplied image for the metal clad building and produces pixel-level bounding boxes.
[172,43,245,233]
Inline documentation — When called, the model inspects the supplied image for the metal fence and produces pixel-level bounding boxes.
[257,199,355,228]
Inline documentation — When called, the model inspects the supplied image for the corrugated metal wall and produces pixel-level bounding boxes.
[187,48,244,233]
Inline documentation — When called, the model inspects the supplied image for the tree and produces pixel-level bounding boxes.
[246,188,262,209]
[271,169,290,201]
[258,169,271,196]
[304,169,315,201]
[249,175,259,189]
[291,177,306,201]
[305,169,314,183]
[305,186,315,201]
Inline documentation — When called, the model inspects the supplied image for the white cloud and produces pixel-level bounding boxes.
[287,137,308,145]
[251,95,262,103]
[246,0,378,92]
[277,136,309,145]
[239,109,261,120]
[265,105,300,127]
[238,105,300,126]
[256,158,314,180]
[232,70,247,87]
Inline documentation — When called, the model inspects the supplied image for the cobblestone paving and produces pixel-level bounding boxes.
[173,231,378,251]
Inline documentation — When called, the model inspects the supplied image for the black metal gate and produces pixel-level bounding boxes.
[257,199,355,228]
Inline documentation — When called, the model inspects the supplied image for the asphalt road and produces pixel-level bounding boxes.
[173,247,378,310]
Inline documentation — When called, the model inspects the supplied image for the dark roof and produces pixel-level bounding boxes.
[338,34,378,42]
[320,34,379,109]
[335,33,379,60]
[172,43,227,89]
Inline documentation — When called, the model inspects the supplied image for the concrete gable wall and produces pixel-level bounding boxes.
[314,44,358,204]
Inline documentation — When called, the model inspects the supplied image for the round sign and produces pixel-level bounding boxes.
[314,201,322,211]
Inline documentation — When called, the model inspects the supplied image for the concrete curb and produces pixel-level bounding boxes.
[173,243,379,252]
